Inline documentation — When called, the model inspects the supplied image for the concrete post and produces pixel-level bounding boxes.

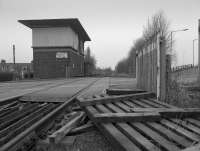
[198,20,200,82]
[156,34,161,100]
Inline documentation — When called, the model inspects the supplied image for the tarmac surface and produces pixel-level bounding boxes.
[0,77,137,102]
[0,78,79,101]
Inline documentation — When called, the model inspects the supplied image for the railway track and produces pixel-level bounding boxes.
[0,78,99,151]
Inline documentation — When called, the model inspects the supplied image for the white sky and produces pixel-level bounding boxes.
[0,0,200,69]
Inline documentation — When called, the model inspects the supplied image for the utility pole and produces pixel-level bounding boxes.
[13,44,15,64]
[12,44,16,80]
[170,28,189,55]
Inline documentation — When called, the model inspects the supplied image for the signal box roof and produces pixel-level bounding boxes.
[18,18,91,41]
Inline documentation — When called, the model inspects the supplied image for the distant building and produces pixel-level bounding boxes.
[19,18,91,79]
[0,60,33,79]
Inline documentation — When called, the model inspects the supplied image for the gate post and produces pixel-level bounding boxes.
[198,19,200,82]
[157,34,166,101]
[156,34,161,99]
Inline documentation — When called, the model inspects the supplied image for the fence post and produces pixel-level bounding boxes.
[166,54,171,101]
[160,37,167,101]
[198,19,200,82]
[136,51,138,84]
[157,35,167,101]
[156,34,161,99]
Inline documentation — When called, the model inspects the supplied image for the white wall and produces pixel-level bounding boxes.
[32,27,79,50]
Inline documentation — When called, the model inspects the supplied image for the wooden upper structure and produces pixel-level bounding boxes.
[18,18,91,78]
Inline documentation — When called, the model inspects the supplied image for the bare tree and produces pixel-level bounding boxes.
[115,10,173,77]
[84,47,96,76]
[143,10,172,55]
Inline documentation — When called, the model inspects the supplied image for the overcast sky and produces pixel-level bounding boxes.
[0,0,200,69]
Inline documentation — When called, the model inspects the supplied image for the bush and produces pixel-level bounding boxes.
[166,80,200,108]
[0,72,14,82]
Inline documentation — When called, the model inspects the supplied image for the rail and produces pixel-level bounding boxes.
[0,78,99,151]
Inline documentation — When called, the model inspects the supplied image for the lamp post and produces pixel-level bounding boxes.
[193,39,198,66]
[170,29,189,55]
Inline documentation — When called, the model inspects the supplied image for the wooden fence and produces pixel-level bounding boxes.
[136,34,167,101]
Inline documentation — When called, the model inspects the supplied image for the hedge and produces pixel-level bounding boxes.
[0,72,14,82]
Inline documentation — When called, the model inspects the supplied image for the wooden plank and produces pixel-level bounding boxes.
[95,104,155,151]
[131,107,200,118]
[132,122,180,151]
[146,122,192,148]
[186,118,200,127]
[67,122,94,136]
[161,119,200,142]
[48,112,84,144]
[139,98,164,108]
[115,123,160,151]
[92,104,141,151]
[78,92,155,107]
[84,106,100,118]
[93,112,161,123]
[160,110,200,118]
[114,102,132,112]
[97,123,141,151]
[148,98,178,108]
[127,99,144,107]
[122,100,139,108]
[106,89,146,96]
[130,107,184,113]
[103,100,180,151]
[131,99,152,108]
[171,119,200,135]
[181,143,200,151]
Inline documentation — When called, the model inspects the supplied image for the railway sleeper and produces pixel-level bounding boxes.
[0,103,54,138]
[0,105,20,118]
[0,103,37,122]
[0,103,56,146]
[0,101,19,111]
[0,104,40,130]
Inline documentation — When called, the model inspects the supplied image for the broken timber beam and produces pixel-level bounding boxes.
[48,112,84,144]
[92,112,161,123]
[67,122,94,136]
[181,143,200,151]
[131,108,184,113]
[106,89,146,95]
[131,108,200,118]
[78,92,155,107]
[159,109,200,118]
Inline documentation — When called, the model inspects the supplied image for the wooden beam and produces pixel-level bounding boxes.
[106,89,146,96]
[84,106,140,151]
[78,92,155,107]
[48,112,84,144]
[67,122,94,136]
[92,112,161,123]
[160,109,200,118]
[130,107,184,113]
[147,98,178,108]
[131,108,200,118]
[181,143,200,151]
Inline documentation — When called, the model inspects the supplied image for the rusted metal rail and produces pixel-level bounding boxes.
[0,78,99,151]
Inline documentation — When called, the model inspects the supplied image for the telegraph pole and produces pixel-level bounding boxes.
[13,44,15,64]
[12,44,16,80]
